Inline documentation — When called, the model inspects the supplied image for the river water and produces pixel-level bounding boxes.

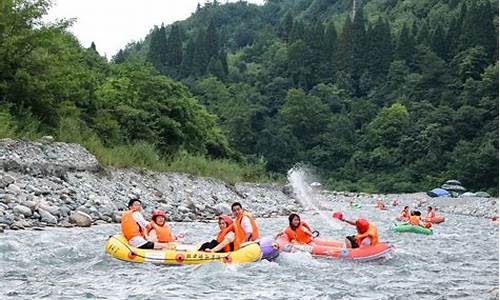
[1,204,498,300]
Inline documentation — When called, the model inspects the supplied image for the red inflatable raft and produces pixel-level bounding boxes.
[275,235,394,262]
[425,215,445,224]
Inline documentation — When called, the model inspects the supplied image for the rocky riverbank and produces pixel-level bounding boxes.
[0,138,497,232]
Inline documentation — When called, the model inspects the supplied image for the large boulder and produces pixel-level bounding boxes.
[69,211,92,227]
[13,204,32,217]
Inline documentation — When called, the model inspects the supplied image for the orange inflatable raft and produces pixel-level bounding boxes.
[425,215,445,224]
[275,235,394,262]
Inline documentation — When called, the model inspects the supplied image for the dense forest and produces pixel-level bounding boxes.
[0,0,498,194]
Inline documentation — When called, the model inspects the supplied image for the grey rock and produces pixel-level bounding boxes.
[39,209,57,224]
[13,204,32,217]
[10,220,26,230]
[69,211,92,227]
[0,175,16,188]
[5,184,21,195]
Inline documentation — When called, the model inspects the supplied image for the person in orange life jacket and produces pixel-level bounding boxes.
[231,202,260,242]
[408,210,426,226]
[283,213,314,244]
[120,195,173,250]
[399,206,410,221]
[424,206,436,222]
[340,217,379,249]
[146,210,184,243]
[198,215,238,252]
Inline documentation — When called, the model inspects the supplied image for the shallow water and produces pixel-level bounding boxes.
[1,204,498,300]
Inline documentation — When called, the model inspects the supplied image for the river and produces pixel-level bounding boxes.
[1,204,498,299]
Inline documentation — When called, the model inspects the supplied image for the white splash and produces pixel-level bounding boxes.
[287,164,341,230]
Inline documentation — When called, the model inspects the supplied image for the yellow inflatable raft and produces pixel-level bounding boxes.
[105,235,262,265]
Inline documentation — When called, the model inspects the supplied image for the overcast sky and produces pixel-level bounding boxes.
[45,0,264,58]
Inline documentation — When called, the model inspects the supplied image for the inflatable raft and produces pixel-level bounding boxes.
[425,215,445,224]
[105,235,278,265]
[275,235,394,262]
[392,223,433,235]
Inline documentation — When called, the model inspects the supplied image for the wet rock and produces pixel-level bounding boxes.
[38,209,57,224]
[69,211,92,227]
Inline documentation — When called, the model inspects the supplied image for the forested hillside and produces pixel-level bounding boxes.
[115,0,499,194]
[0,0,498,194]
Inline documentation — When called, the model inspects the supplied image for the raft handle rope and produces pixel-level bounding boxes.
[108,235,236,262]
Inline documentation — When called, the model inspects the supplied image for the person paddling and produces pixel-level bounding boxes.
[338,217,379,249]
[231,202,260,242]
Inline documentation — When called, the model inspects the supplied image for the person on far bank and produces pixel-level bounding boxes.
[339,217,379,249]
[120,194,174,250]
[231,202,260,243]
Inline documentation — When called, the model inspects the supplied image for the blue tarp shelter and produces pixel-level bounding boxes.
[427,188,450,197]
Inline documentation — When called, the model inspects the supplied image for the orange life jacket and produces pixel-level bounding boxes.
[146,221,175,243]
[216,224,240,252]
[284,222,313,244]
[355,223,378,247]
[234,211,260,242]
[121,209,145,241]
[409,215,421,225]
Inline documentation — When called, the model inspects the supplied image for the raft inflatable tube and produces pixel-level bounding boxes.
[392,223,433,235]
[426,215,445,224]
[105,235,267,265]
[275,235,394,262]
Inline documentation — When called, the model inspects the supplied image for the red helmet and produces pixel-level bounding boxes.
[355,219,369,234]
[152,210,166,220]
[219,215,233,226]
